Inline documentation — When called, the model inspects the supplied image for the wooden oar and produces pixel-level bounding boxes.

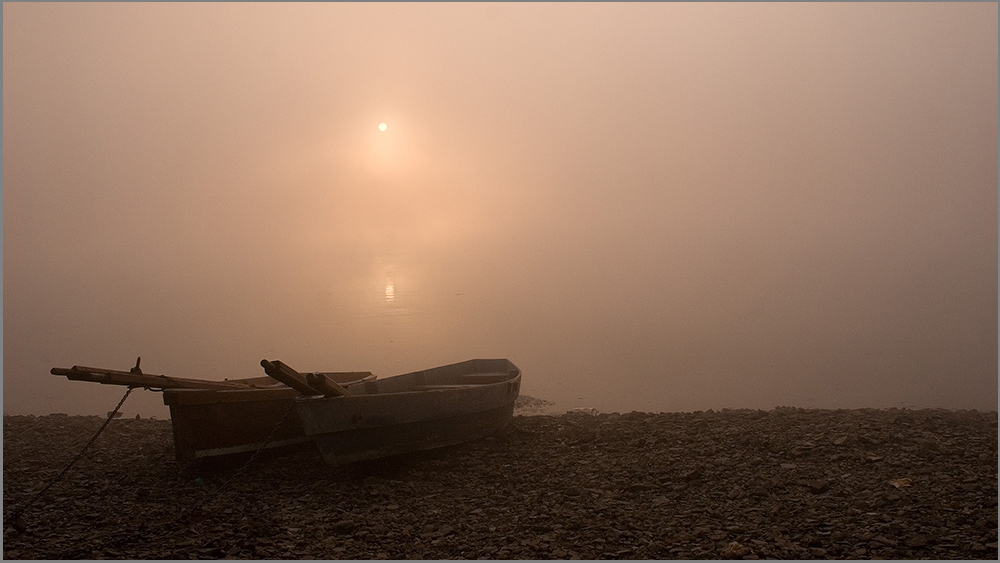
[306,372,352,397]
[260,359,351,397]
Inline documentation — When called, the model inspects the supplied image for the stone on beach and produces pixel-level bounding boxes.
[3,406,997,559]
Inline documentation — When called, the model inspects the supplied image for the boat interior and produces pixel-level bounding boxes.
[339,359,521,396]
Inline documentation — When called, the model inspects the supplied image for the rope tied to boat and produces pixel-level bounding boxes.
[173,399,297,522]
[59,399,298,559]
[6,386,134,533]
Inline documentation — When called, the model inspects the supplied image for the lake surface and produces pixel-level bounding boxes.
[3,3,996,418]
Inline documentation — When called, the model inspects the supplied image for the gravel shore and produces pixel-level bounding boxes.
[3,404,997,559]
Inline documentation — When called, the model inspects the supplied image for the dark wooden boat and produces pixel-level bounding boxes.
[52,357,521,466]
[51,360,373,462]
[265,358,522,466]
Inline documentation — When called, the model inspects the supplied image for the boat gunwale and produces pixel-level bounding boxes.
[293,363,521,403]
[294,368,521,437]
[162,373,376,406]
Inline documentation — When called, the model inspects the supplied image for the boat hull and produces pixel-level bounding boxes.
[307,403,515,465]
[163,391,307,461]
[161,374,372,462]
[295,359,521,466]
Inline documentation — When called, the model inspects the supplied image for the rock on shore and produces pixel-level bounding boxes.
[3,406,997,559]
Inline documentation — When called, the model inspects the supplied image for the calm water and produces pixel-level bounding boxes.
[4,3,996,418]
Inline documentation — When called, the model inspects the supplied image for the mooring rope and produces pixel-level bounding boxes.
[60,399,299,559]
[6,386,134,531]
[174,399,298,522]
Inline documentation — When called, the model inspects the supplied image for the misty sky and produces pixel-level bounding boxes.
[4,3,997,418]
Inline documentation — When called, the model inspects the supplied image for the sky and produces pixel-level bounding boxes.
[3,2,997,418]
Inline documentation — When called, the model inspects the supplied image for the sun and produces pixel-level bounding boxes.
[378,122,387,132]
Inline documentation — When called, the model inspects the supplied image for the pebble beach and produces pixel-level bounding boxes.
[3,401,997,559]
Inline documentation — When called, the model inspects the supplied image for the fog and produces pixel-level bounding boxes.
[4,3,997,418]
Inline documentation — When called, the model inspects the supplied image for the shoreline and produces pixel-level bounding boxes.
[4,407,997,559]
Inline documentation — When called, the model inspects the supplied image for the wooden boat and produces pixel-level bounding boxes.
[262,358,522,466]
[52,357,521,466]
[51,359,374,462]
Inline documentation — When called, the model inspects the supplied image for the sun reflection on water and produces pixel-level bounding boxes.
[385,282,395,302]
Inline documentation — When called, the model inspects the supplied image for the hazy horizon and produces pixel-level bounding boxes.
[4,3,998,419]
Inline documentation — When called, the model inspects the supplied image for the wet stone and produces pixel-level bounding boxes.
[682,468,704,481]
[805,479,830,494]
[332,520,355,533]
